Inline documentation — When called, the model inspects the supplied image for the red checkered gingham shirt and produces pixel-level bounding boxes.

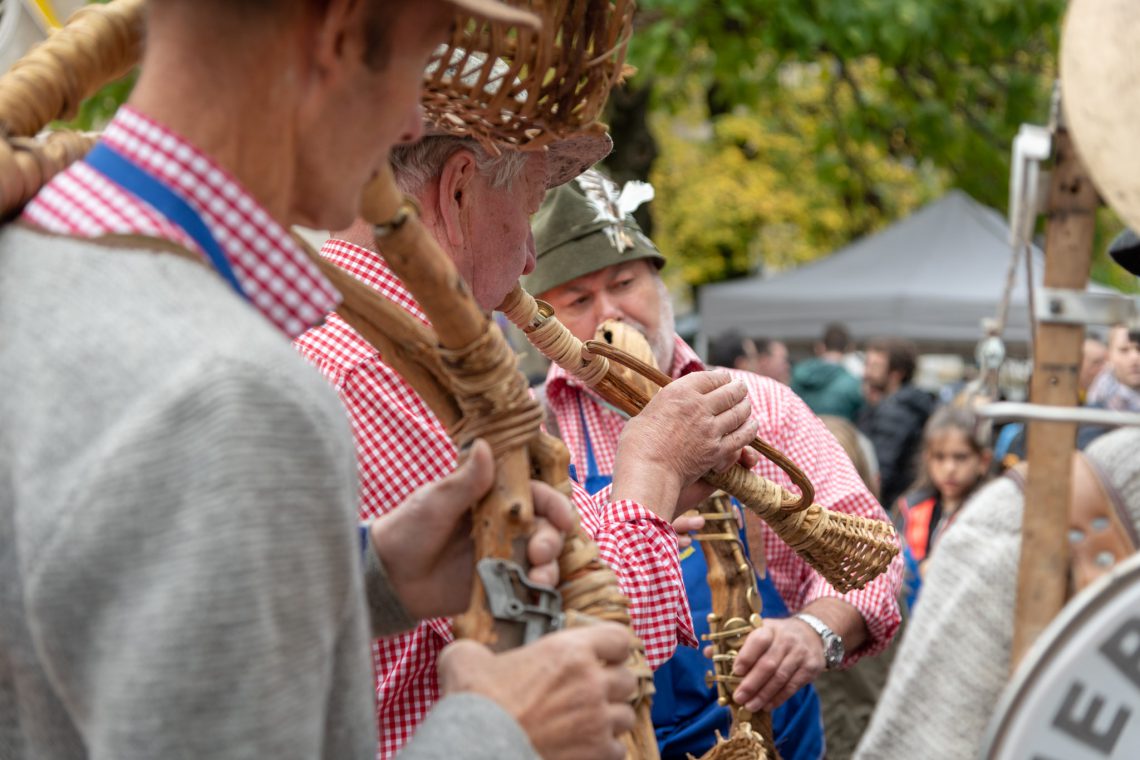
[546,337,904,662]
[22,106,339,338]
[295,238,695,759]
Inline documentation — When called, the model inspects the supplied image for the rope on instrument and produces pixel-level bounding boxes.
[437,320,545,457]
[559,523,656,708]
[500,284,612,387]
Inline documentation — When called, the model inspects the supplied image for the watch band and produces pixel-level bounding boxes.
[794,612,845,669]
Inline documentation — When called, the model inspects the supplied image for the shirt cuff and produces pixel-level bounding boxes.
[361,522,418,638]
[595,497,674,532]
[595,498,698,650]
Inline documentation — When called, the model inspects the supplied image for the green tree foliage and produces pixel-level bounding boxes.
[628,0,1064,208]
[609,0,1140,293]
[647,60,946,288]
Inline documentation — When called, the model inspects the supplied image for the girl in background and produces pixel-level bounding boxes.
[900,406,992,610]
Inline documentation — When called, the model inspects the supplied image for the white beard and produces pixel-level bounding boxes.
[623,278,676,372]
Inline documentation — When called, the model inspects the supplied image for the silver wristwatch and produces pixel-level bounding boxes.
[794,612,845,670]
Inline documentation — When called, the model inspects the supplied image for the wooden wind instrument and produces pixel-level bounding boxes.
[500,284,899,594]
[694,493,777,760]
[593,321,776,759]
[342,166,660,758]
[0,0,144,218]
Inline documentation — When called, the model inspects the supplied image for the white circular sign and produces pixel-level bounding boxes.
[983,553,1140,759]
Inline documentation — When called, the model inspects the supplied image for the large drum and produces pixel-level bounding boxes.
[982,552,1140,758]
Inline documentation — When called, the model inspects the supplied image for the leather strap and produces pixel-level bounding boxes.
[1005,453,1138,597]
[1068,454,1139,594]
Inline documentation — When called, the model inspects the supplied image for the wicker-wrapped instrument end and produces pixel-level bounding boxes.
[693,725,775,760]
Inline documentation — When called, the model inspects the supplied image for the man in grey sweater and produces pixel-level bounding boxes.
[0,1,637,759]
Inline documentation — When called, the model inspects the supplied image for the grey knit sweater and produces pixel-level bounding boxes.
[0,227,536,759]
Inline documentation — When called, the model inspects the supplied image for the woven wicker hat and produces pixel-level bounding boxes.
[424,49,612,187]
[522,168,664,296]
[441,0,540,27]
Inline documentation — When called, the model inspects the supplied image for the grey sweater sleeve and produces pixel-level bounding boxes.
[22,360,377,760]
[362,537,418,636]
[397,694,539,760]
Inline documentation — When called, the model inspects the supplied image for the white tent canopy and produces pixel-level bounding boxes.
[699,190,1117,354]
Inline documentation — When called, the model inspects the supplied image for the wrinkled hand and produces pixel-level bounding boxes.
[369,440,574,620]
[612,371,758,520]
[718,618,824,711]
[439,624,636,760]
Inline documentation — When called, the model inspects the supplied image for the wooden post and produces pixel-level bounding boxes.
[1010,125,1098,668]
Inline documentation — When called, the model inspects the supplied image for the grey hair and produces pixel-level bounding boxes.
[390,135,529,195]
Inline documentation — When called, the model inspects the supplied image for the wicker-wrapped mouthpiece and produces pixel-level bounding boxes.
[423,0,635,153]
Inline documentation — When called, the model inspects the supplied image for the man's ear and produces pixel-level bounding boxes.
[436,149,479,248]
[308,0,366,89]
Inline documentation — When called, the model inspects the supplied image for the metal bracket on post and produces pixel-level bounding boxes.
[1035,287,1140,327]
[477,558,564,645]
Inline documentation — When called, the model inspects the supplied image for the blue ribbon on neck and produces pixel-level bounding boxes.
[85,143,248,301]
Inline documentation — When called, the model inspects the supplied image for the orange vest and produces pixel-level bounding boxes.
[900,493,941,562]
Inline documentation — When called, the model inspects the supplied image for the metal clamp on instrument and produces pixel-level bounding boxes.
[477,558,565,645]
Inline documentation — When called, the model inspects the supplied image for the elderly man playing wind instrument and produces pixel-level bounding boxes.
[0,2,646,760]
[523,169,904,760]
[296,77,759,760]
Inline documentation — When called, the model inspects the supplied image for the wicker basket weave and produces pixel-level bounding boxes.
[422,0,634,153]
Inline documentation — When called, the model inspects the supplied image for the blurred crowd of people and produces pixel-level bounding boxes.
[704,319,1140,758]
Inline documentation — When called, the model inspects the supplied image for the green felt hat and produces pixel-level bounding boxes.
[523,169,665,296]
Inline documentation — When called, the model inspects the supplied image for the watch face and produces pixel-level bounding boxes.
[826,637,844,666]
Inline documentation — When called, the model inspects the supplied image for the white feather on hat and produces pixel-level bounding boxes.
[575,169,654,252]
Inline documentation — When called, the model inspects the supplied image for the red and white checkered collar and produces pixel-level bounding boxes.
[24,106,339,339]
[546,333,704,396]
[318,237,430,325]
